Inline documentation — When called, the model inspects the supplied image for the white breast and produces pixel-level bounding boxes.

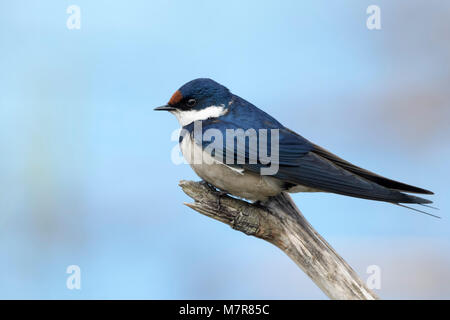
[179,133,283,201]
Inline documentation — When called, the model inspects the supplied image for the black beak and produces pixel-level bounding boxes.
[154,104,176,111]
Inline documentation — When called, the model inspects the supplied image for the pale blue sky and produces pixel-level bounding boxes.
[0,1,449,299]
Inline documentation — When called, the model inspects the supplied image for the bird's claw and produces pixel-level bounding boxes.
[215,190,229,211]
[200,180,216,192]
[200,180,228,210]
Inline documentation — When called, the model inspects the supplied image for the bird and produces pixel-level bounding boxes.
[155,78,437,217]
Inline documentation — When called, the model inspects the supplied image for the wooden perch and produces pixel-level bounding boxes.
[179,180,379,300]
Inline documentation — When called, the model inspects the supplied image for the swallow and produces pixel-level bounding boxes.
[155,78,437,217]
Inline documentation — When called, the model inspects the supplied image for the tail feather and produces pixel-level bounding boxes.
[395,203,441,219]
[311,144,434,195]
[419,203,440,210]
[398,193,432,204]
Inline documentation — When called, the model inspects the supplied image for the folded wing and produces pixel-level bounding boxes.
[190,119,432,205]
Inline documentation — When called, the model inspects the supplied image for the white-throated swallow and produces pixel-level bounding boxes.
[155,78,437,217]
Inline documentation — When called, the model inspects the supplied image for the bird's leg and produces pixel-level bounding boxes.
[215,190,230,211]
[200,180,217,192]
[252,200,263,207]
[200,180,228,210]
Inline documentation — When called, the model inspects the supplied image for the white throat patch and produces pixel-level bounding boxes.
[172,104,227,127]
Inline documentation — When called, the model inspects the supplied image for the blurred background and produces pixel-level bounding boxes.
[0,0,449,299]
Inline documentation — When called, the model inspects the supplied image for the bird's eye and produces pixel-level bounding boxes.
[186,99,197,107]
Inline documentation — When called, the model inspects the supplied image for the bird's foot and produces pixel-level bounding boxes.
[199,180,228,210]
[215,190,229,211]
[252,200,263,207]
[200,180,216,192]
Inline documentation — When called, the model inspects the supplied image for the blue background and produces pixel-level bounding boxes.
[1,1,449,299]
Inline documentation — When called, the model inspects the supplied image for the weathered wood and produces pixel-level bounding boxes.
[179,180,379,300]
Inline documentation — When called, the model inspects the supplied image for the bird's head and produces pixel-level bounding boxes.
[155,78,232,126]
